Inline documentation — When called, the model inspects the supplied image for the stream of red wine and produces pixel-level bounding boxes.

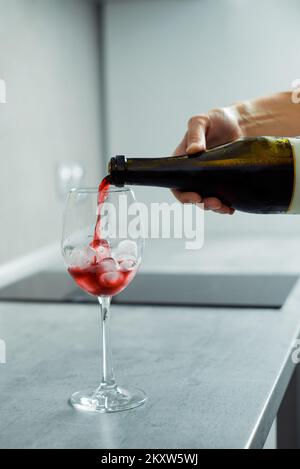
[91,176,110,249]
[68,177,137,297]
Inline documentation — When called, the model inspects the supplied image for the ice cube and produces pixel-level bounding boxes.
[119,257,137,272]
[100,271,123,287]
[66,246,96,267]
[92,239,111,260]
[116,240,138,259]
[99,257,119,272]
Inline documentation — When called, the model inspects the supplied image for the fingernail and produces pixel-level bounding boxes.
[186,143,203,153]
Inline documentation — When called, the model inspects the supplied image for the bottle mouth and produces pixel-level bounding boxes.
[108,155,126,187]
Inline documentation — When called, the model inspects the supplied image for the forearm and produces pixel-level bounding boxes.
[232,91,300,137]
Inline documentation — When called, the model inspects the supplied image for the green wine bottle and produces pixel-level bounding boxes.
[108,137,300,214]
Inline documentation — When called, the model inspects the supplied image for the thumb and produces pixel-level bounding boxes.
[186,115,209,154]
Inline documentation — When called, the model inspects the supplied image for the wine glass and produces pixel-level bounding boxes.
[61,186,147,412]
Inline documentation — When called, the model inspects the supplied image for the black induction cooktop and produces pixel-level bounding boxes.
[0,271,297,309]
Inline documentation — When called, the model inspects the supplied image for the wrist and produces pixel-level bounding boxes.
[230,92,296,138]
[230,101,257,137]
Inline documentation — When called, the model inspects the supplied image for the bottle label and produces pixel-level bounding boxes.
[288,138,300,213]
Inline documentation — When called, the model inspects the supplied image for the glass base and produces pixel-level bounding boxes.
[70,385,147,413]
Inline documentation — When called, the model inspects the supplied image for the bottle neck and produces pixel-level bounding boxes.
[108,155,127,187]
[108,153,204,188]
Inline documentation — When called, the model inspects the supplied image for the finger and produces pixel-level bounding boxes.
[216,204,234,214]
[172,189,202,204]
[203,197,222,211]
[213,206,234,215]
[186,115,209,154]
[173,133,188,156]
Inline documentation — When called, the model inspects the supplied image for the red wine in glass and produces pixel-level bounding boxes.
[68,259,137,297]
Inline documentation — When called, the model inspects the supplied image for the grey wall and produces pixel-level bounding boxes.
[0,0,102,264]
[103,0,300,238]
[2,0,300,265]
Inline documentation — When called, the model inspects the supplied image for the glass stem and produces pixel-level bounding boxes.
[98,296,116,389]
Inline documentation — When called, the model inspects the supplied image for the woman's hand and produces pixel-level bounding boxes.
[172,107,244,214]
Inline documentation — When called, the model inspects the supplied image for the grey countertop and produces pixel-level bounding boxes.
[0,237,300,449]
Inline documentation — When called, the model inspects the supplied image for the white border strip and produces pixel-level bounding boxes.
[288,138,300,213]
